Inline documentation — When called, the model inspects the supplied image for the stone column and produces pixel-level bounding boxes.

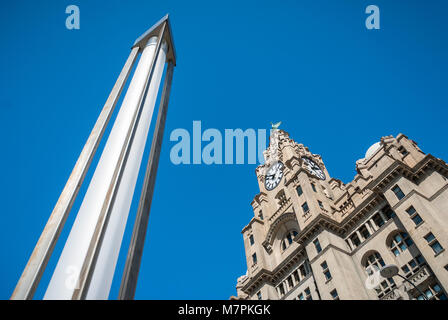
[379,210,388,222]
[365,222,374,235]
[369,219,379,232]
[347,238,355,250]
[356,230,365,242]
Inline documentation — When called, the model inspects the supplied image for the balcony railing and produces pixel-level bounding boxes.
[406,264,431,289]
[380,265,432,300]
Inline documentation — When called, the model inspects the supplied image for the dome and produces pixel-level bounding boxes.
[365,141,381,159]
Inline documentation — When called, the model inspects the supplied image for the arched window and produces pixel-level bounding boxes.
[363,251,385,275]
[389,231,414,256]
[281,230,298,251]
[362,251,395,299]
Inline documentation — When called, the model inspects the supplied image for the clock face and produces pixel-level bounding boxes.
[265,161,284,191]
[302,157,326,180]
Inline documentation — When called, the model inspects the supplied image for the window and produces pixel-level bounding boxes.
[376,278,396,298]
[321,261,332,281]
[350,233,361,247]
[392,185,405,200]
[257,291,262,300]
[401,265,410,275]
[364,252,385,274]
[330,289,339,300]
[398,146,409,157]
[249,234,254,246]
[359,225,371,240]
[389,232,413,256]
[318,200,324,209]
[287,275,294,288]
[299,264,307,278]
[417,283,447,300]
[258,210,263,220]
[408,259,417,269]
[286,233,293,245]
[302,202,309,214]
[298,293,304,300]
[416,255,425,265]
[278,283,285,296]
[444,264,448,272]
[372,213,385,228]
[362,251,395,298]
[296,185,303,196]
[401,255,425,277]
[293,270,300,284]
[252,253,257,265]
[288,230,298,243]
[281,230,298,251]
[313,238,322,253]
[425,289,433,299]
[304,287,312,300]
[311,183,317,192]
[383,206,396,219]
[424,233,444,255]
[434,285,448,300]
[406,206,423,226]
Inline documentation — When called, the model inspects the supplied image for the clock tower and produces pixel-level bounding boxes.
[236,128,337,300]
[255,128,334,234]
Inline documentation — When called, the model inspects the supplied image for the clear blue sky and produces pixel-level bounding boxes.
[0,0,447,299]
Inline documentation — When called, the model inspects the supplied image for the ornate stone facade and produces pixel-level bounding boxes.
[232,130,448,300]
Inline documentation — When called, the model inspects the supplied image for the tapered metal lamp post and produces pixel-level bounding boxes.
[11,14,176,300]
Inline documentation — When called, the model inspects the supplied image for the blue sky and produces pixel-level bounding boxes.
[0,0,447,299]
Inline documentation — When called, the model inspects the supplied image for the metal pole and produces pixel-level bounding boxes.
[72,23,167,300]
[11,47,139,300]
[118,61,174,300]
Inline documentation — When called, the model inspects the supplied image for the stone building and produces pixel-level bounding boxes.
[232,129,448,300]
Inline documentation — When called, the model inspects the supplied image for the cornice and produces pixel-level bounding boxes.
[370,154,448,193]
[241,217,264,234]
[251,192,268,209]
[308,243,351,265]
[295,213,345,246]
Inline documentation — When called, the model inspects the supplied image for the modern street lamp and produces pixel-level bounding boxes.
[379,264,428,300]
